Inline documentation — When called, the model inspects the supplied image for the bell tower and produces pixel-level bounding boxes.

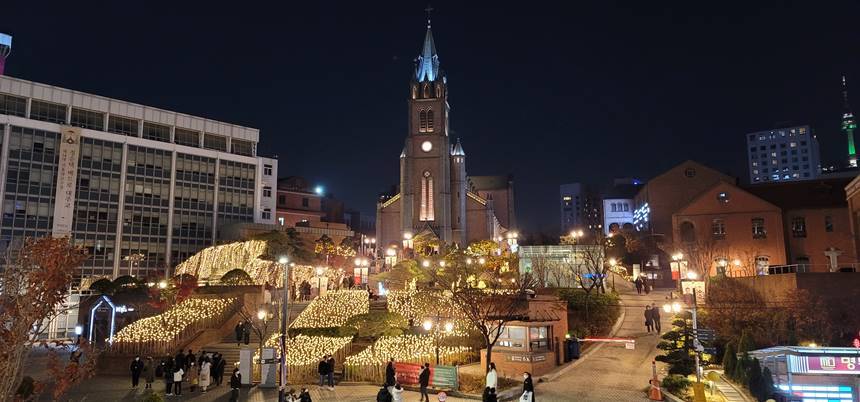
[400,16,453,243]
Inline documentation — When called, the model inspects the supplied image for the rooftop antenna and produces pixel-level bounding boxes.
[0,33,11,76]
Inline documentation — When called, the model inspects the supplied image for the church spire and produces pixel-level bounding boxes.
[415,7,440,83]
[451,138,465,156]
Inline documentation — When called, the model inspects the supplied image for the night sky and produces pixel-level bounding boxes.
[3,1,860,234]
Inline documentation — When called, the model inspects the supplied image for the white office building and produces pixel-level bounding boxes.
[746,125,820,184]
[0,75,277,283]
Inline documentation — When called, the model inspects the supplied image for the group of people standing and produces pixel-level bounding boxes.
[644,303,663,333]
[374,360,533,402]
[316,354,337,390]
[235,321,252,346]
[131,349,229,396]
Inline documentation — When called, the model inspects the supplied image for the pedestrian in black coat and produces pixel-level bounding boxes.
[522,372,535,402]
[418,363,431,402]
[318,355,329,387]
[650,303,662,333]
[130,355,144,388]
[384,358,396,386]
[174,351,186,373]
[327,355,336,388]
[229,368,241,402]
[235,322,243,346]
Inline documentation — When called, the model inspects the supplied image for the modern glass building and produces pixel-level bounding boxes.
[0,75,277,284]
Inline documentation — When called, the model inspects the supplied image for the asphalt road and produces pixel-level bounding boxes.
[535,285,673,402]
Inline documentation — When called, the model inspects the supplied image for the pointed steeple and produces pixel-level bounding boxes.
[451,138,465,156]
[415,15,440,82]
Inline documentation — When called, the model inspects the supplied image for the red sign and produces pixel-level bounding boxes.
[394,362,427,386]
[807,356,860,374]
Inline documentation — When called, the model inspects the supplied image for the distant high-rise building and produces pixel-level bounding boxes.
[560,183,601,234]
[746,125,820,184]
[842,75,857,168]
[0,33,11,76]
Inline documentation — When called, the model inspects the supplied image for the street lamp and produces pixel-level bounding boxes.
[662,293,704,383]
[276,256,290,402]
[608,258,618,290]
[158,280,167,289]
[422,260,431,268]
[315,266,326,296]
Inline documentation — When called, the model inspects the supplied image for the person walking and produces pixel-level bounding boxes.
[486,362,498,391]
[418,362,431,402]
[174,350,186,376]
[521,372,535,402]
[130,355,144,389]
[376,384,392,402]
[163,357,174,395]
[229,368,242,402]
[651,303,662,333]
[326,355,336,389]
[644,305,654,333]
[172,365,184,396]
[634,276,643,295]
[215,353,227,386]
[385,358,396,386]
[389,383,403,402]
[318,355,329,388]
[642,276,651,294]
[199,358,212,393]
[235,322,244,346]
[144,356,155,389]
[483,387,498,402]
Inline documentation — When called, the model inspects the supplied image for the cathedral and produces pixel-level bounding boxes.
[375,21,516,250]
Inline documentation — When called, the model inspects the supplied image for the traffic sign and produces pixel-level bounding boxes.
[703,347,717,355]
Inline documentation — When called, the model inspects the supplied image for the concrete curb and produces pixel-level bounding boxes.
[540,295,627,383]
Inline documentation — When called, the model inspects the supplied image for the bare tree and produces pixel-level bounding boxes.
[0,237,89,401]
[674,237,726,288]
[571,236,607,326]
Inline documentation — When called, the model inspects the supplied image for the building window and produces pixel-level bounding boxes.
[203,133,228,152]
[529,326,550,352]
[30,100,67,124]
[824,215,833,232]
[496,326,526,350]
[278,217,285,226]
[264,164,273,176]
[611,203,617,212]
[419,109,432,133]
[142,122,171,143]
[302,197,309,207]
[680,221,696,243]
[791,216,806,238]
[263,186,272,198]
[108,115,139,136]
[0,94,27,117]
[751,218,766,239]
[755,256,770,275]
[262,209,271,220]
[717,191,730,204]
[278,195,286,206]
[70,108,105,131]
[231,139,254,156]
[623,203,629,212]
[174,128,200,147]
[711,218,726,239]
[684,167,696,178]
[420,171,435,221]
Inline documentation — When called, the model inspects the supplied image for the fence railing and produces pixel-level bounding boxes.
[343,350,476,383]
[109,296,242,356]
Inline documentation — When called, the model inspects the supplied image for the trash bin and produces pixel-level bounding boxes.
[564,338,581,361]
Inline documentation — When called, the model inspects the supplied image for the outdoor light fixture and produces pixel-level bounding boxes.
[423,320,433,331]
[609,258,617,267]
[444,322,454,333]
[315,267,325,276]
[465,258,473,265]
[74,325,83,336]
[278,256,288,264]
[403,232,413,240]
[386,248,396,256]
[672,252,683,261]
[686,271,699,280]
[732,259,741,267]
[663,302,682,314]
[438,260,446,267]
[478,257,486,265]
[158,280,167,289]
[257,309,267,320]
[314,185,324,195]
[422,260,431,268]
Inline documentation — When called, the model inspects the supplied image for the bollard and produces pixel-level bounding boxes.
[649,360,663,401]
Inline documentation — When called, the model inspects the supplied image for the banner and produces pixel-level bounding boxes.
[52,127,81,237]
[393,362,458,390]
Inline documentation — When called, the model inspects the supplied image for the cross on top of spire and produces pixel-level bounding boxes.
[415,6,440,82]
[425,5,434,28]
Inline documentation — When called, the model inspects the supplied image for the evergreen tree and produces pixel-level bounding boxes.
[737,330,756,354]
[760,367,775,401]
[733,352,750,385]
[722,342,737,380]
[747,358,763,400]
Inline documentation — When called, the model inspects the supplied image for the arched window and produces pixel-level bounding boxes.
[611,203,618,212]
[420,171,435,221]
[680,221,696,243]
[426,110,434,132]
[419,110,428,133]
[423,83,431,98]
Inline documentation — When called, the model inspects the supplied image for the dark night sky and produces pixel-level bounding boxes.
[4,1,860,234]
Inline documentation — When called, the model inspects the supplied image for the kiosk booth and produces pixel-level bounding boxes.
[749,346,860,402]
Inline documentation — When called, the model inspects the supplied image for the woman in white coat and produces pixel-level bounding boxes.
[199,359,212,392]
[486,362,498,390]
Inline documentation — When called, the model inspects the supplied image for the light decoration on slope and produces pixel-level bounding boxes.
[114,297,237,343]
[257,334,352,365]
[173,239,279,284]
[387,289,469,332]
[290,290,369,328]
[344,334,473,366]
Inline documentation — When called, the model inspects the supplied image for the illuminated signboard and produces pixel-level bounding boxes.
[789,355,860,375]
[776,384,853,401]
[0,33,11,47]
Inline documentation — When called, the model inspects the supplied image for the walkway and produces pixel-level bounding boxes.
[536,281,674,401]
[710,372,749,402]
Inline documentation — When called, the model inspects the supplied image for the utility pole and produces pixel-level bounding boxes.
[278,257,289,402]
[692,288,701,383]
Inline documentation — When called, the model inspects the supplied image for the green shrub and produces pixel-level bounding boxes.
[661,374,690,396]
[89,278,115,294]
[556,288,620,336]
[457,372,518,394]
[288,327,342,337]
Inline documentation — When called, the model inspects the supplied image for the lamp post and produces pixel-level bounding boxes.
[608,258,617,290]
[671,252,684,296]
[354,258,369,287]
[422,317,454,365]
[277,256,289,402]
[315,266,326,296]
